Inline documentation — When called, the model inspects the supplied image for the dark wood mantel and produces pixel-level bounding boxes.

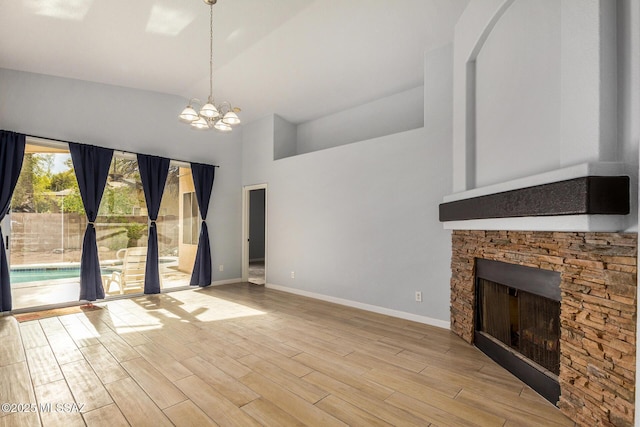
[439,176,629,222]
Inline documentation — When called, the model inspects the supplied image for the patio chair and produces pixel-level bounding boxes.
[105,247,150,295]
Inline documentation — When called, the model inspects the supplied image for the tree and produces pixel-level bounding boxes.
[109,157,139,181]
[125,224,146,247]
[56,188,85,215]
[12,153,55,212]
[99,186,140,216]
[50,169,76,192]
[11,154,34,211]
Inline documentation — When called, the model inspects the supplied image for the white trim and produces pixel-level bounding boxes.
[443,215,627,232]
[211,278,243,287]
[266,283,450,330]
[26,136,67,149]
[242,184,268,283]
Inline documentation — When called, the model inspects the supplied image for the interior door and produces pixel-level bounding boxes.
[242,184,267,284]
[248,188,266,285]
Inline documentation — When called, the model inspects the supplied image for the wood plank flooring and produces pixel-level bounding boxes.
[0,283,575,426]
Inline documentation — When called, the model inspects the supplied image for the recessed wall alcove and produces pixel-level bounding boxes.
[273,87,425,161]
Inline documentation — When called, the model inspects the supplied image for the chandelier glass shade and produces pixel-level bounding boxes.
[179,0,240,132]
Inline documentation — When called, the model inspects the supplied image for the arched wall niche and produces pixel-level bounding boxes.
[452,0,618,193]
[475,0,561,187]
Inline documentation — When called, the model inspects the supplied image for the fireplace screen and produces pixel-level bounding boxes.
[477,278,560,375]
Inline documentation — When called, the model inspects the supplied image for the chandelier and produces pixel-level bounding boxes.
[179,0,241,132]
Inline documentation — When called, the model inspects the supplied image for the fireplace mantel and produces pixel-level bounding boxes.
[440,163,631,232]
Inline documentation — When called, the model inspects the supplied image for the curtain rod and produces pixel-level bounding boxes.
[21,132,220,168]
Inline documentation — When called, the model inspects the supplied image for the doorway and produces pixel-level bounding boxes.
[242,184,267,285]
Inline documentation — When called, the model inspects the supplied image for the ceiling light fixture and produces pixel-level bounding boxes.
[179,0,241,132]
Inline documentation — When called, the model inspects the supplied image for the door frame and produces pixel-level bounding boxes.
[242,183,267,283]
[1,214,9,261]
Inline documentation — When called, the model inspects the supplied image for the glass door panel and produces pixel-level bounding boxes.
[98,155,148,296]
[10,142,84,310]
[157,165,198,289]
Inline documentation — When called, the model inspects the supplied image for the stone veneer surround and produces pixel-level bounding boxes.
[450,230,637,427]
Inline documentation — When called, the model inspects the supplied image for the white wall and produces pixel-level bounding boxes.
[619,0,640,233]
[272,86,424,160]
[452,0,625,193]
[475,0,561,187]
[0,68,244,283]
[295,87,424,155]
[273,115,297,160]
[242,45,454,325]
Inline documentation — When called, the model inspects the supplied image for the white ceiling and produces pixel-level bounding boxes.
[0,0,468,125]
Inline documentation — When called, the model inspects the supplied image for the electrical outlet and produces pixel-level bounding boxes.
[291,271,295,279]
[415,291,422,302]
[219,264,224,272]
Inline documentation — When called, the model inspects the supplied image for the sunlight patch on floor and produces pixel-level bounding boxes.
[161,291,267,322]
[113,324,163,334]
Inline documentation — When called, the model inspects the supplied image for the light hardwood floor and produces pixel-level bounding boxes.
[0,283,575,427]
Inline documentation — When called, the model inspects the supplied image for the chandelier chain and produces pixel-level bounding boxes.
[209,3,214,102]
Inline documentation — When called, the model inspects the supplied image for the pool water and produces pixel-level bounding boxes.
[10,258,175,284]
[10,267,113,284]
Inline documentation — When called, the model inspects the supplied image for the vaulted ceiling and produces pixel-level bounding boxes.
[0,0,468,125]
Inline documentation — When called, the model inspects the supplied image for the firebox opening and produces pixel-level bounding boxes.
[474,258,561,405]
[476,278,560,376]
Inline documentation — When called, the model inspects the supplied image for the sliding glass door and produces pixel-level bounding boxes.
[9,139,199,309]
[8,138,200,310]
[9,141,83,309]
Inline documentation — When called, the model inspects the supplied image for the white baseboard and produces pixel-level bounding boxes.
[266,283,450,330]
[212,278,243,286]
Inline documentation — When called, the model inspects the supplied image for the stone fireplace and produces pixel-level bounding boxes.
[449,230,637,426]
[443,0,636,424]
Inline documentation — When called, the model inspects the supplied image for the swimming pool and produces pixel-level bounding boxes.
[10,258,175,284]
[10,267,114,284]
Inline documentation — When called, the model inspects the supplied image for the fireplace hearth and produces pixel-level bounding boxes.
[475,259,561,403]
